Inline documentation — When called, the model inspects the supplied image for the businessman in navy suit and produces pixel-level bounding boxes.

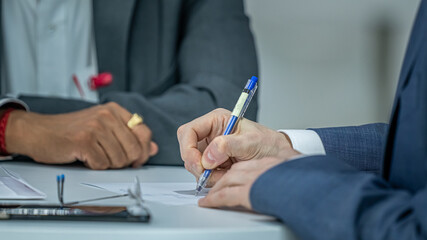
[178,1,427,239]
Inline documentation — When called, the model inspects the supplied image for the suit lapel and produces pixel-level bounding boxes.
[93,0,136,94]
[395,1,427,92]
[382,0,427,179]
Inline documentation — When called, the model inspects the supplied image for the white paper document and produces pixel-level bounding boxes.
[0,166,46,199]
[82,182,209,206]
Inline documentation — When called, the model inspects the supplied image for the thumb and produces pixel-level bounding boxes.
[149,141,159,156]
[201,135,240,169]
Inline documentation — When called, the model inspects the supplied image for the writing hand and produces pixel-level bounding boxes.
[177,108,293,186]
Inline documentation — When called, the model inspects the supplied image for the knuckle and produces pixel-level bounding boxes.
[137,125,152,141]
[184,161,191,171]
[180,152,187,162]
[180,150,191,162]
[214,137,229,154]
[98,164,109,170]
[106,101,120,109]
[84,152,109,170]
[86,119,103,130]
[177,125,186,138]
[138,155,149,166]
[73,130,94,143]
[142,155,150,165]
[89,161,108,170]
[213,108,226,114]
[181,150,199,167]
[112,160,126,169]
[184,161,196,175]
[213,108,230,117]
[96,108,114,120]
[144,127,153,139]
[128,144,142,160]
[109,153,123,166]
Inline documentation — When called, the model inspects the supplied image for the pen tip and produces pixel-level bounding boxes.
[195,185,203,196]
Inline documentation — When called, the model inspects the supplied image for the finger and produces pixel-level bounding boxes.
[177,124,208,173]
[231,157,287,175]
[184,149,205,178]
[83,142,110,170]
[105,102,133,123]
[112,124,143,163]
[149,141,158,156]
[95,112,139,167]
[96,130,129,168]
[208,171,251,194]
[177,108,230,146]
[103,103,143,164]
[229,159,263,171]
[201,134,250,169]
[197,138,209,154]
[205,169,228,188]
[199,186,250,209]
[131,124,154,167]
[217,159,233,169]
[177,109,230,169]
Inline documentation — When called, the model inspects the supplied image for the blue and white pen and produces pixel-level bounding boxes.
[195,76,258,196]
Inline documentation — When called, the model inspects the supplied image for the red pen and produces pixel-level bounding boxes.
[72,74,85,98]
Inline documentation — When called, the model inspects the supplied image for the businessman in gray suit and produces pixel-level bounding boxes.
[179,1,427,239]
[0,0,257,169]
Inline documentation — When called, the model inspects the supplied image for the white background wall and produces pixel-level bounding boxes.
[245,0,420,129]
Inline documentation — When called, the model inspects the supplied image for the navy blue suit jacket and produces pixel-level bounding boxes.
[250,1,427,239]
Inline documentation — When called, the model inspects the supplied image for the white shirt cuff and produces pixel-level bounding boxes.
[278,129,326,156]
[0,98,29,111]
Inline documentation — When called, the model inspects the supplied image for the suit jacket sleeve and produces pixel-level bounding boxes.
[98,0,258,165]
[309,123,388,173]
[250,155,427,240]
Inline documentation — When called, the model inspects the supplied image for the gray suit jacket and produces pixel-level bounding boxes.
[0,0,258,165]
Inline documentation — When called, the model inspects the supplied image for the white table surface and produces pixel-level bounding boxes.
[0,161,298,240]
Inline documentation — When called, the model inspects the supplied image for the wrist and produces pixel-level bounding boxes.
[273,131,293,158]
[278,132,292,148]
[0,108,15,154]
[5,110,32,155]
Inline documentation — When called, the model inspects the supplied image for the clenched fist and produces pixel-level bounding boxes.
[5,102,158,169]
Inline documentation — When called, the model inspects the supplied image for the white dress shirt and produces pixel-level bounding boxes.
[279,129,326,156]
[2,0,98,102]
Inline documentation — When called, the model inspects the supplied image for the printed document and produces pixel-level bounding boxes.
[82,182,209,206]
[0,166,46,199]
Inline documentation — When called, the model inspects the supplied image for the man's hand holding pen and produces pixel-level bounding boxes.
[178,108,300,209]
[5,102,158,170]
[178,108,298,184]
